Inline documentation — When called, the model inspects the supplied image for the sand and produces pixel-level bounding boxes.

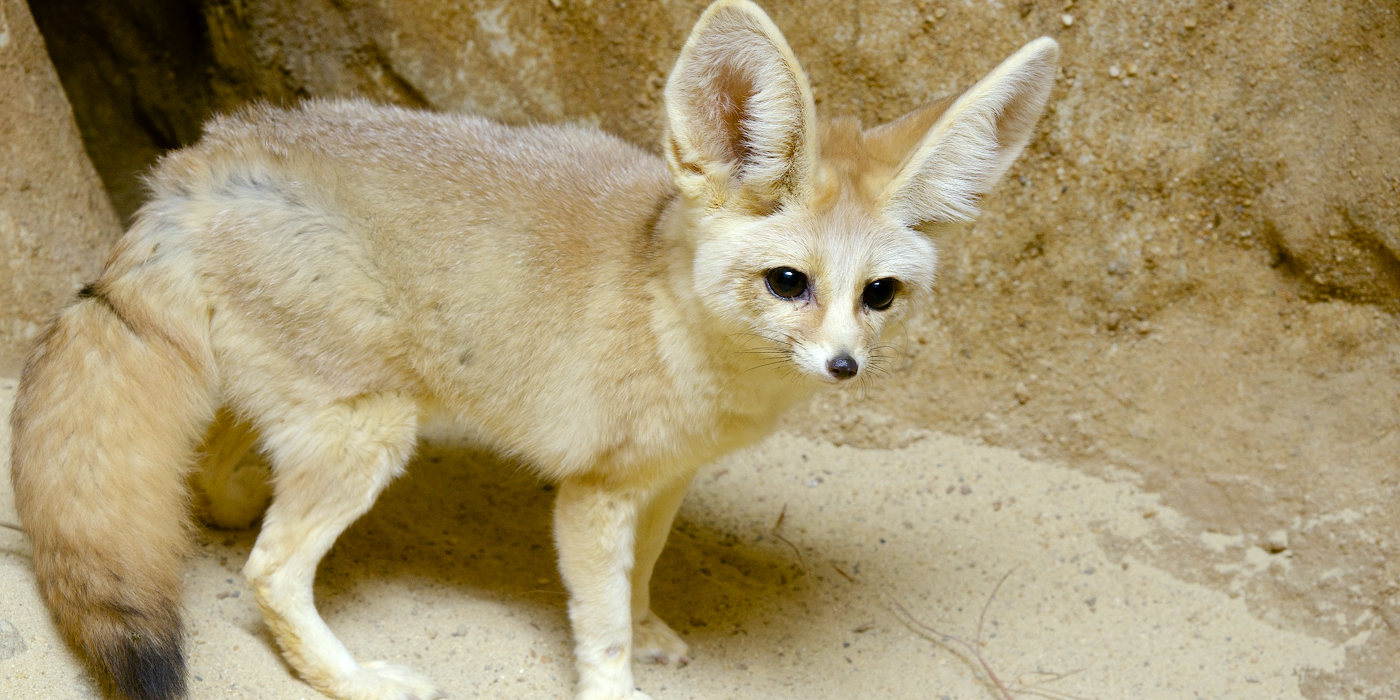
[0,377,1354,700]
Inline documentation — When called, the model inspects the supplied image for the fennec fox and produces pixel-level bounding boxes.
[10,1,1057,698]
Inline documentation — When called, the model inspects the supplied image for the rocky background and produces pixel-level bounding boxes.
[0,0,121,372]
[2,0,1397,697]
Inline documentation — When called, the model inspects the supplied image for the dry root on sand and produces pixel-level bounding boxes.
[890,568,1094,700]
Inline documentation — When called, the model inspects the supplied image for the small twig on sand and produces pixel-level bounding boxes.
[771,504,805,566]
[828,561,856,583]
[1012,671,1093,700]
[890,567,1093,700]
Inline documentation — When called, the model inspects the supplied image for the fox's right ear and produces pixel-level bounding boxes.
[663,0,818,214]
[878,37,1059,227]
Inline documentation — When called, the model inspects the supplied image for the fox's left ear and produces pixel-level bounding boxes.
[877,37,1059,226]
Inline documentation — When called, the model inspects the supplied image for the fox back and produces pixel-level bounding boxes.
[10,2,1057,699]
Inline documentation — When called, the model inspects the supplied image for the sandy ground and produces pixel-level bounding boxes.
[0,376,1356,699]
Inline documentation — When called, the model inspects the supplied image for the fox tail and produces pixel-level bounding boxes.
[10,217,216,700]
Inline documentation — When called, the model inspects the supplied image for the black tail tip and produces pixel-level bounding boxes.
[99,630,187,700]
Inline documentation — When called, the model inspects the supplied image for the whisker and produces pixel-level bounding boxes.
[742,357,795,375]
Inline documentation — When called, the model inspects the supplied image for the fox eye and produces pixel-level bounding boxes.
[765,267,809,300]
[862,278,899,310]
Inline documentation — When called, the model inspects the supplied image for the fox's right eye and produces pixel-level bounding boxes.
[765,267,808,299]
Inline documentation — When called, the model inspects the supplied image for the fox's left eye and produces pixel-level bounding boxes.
[862,278,899,310]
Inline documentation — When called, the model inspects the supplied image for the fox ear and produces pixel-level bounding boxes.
[879,37,1059,227]
[664,0,818,213]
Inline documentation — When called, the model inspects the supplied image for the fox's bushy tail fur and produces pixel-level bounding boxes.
[10,219,216,700]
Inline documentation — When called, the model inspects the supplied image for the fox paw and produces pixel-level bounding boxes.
[578,689,656,700]
[632,611,690,666]
[332,661,444,700]
[200,457,272,529]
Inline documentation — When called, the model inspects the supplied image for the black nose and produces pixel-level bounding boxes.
[827,354,858,380]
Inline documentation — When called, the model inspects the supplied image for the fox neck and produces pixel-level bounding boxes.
[647,196,814,431]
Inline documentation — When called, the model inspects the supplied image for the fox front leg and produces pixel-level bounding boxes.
[629,476,692,667]
[554,478,658,700]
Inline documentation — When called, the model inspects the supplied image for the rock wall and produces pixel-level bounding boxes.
[0,0,122,373]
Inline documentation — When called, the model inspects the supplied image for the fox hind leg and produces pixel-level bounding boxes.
[193,408,271,530]
[242,392,439,700]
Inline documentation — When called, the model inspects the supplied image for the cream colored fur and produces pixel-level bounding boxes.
[9,2,1057,699]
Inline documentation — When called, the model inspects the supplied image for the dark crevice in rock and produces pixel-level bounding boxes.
[29,0,219,223]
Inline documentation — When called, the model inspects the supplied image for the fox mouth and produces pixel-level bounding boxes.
[805,356,863,383]
[733,332,892,384]
[790,344,870,384]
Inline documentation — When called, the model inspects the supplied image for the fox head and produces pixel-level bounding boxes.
[663,0,1058,384]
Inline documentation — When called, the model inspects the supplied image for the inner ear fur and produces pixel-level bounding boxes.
[879,37,1059,227]
[663,0,818,213]
[862,95,958,170]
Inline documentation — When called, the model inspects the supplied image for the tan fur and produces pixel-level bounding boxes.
[9,2,1057,699]
[191,409,269,530]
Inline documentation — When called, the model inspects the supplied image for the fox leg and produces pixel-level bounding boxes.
[629,476,692,667]
[554,478,652,700]
[193,408,271,529]
[242,392,438,700]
